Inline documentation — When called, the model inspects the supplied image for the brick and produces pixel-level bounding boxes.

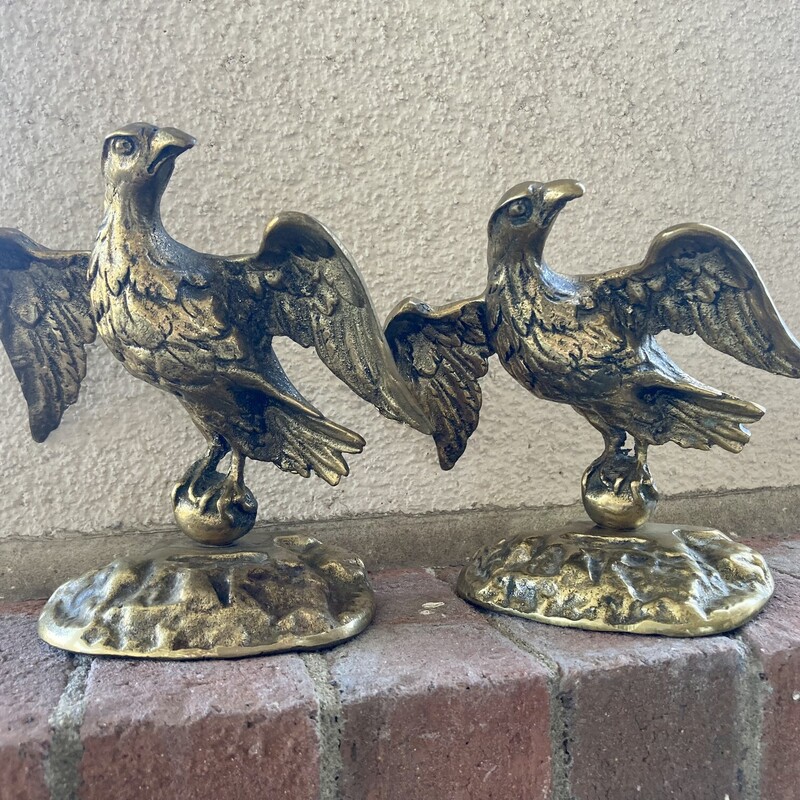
[328,569,552,800]
[79,653,319,800]
[501,615,745,800]
[740,571,800,800]
[14,563,794,800]
[370,568,481,626]
[754,536,800,580]
[0,600,72,800]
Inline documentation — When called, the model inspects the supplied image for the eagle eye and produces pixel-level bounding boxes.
[112,137,137,157]
[506,198,532,222]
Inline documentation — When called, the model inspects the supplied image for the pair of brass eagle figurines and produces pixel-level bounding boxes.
[1,123,796,658]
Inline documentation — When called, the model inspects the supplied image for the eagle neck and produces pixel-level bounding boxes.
[490,245,574,302]
[90,184,170,294]
[102,183,167,243]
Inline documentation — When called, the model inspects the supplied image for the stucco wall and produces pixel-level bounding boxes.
[1,0,798,538]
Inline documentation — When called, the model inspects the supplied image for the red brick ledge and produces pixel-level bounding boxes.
[2,539,800,800]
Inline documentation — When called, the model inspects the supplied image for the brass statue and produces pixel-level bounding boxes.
[387,179,799,636]
[0,123,430,658]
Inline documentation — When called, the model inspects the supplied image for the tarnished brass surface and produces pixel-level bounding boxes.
[458,521,773,636]
[0,122,431,656]
[387,178,799,633]
[0,122,429,548]
[581,449,659,530]
[386,179,800,529]
[38,535,374,658]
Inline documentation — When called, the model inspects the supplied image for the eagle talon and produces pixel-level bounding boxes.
[195,483,217,515]
[582,445,659,530]
[176,436,230,506]
[187,469,212,506]
[215,476,255,523]
[171,446,257,545]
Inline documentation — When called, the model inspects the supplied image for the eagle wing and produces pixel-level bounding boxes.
[246,211,431,434]
[0,229,96,441]
[589,223,800,377]
[385,297,492,469]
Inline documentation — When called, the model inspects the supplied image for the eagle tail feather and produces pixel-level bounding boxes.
[265,404,366,485]
[658,390,764,453]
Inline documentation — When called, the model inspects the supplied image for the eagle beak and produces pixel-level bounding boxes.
[540,179,584,229]
[147,128,197,173]
[543,179,585,208]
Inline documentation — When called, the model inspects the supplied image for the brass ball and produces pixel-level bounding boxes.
[581,451,659,530]
[172,470,258,546]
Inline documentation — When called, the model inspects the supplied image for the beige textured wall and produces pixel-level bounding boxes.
[1,0,799,538]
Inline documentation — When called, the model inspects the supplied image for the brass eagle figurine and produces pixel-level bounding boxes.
[386,179,800,528]
[0,123,430,543]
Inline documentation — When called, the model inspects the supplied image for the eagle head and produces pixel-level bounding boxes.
[488,179,584,262]
[101,123,196,196]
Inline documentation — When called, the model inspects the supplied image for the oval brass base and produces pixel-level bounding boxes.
[458,521,774,636]
[38,535,374,658]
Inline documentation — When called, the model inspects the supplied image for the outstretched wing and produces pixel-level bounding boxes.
[385,297,492,469]
[0,229,95,441]
[589,223,800,377]
[247,211,431,434]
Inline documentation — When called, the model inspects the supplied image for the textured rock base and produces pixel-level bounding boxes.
[458,520,774,635]
[38,535,374,658]
[6,548,800,799]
